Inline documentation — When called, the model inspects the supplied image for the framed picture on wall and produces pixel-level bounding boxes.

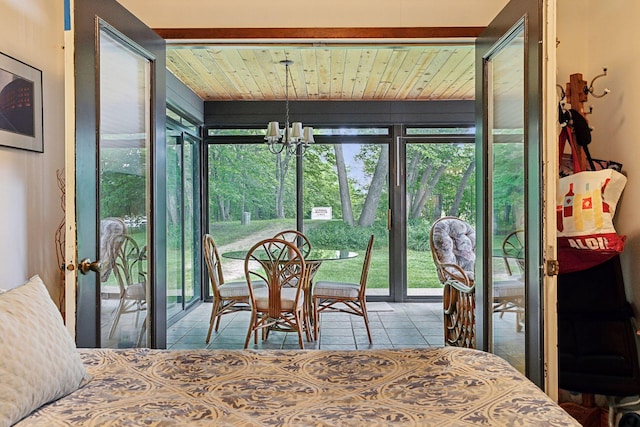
[0,52,43,153]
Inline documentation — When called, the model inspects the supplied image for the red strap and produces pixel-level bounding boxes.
[559,127,582,173]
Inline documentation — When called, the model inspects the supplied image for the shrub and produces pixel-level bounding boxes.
[306,221,388,250]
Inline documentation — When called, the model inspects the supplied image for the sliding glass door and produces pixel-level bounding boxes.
[166,123,202,321]
[205,126,482,302]
[404,131,476,297]
[302,138,390,297]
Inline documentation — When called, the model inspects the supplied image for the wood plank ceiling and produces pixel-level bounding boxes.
[166,44,476,102]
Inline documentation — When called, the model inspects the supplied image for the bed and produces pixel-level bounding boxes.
[1,276,580,427]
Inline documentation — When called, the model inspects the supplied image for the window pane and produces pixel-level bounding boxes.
[303,143,389,297]
[406,141,476,296]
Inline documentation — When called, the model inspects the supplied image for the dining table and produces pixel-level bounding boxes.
[222,248,358,334]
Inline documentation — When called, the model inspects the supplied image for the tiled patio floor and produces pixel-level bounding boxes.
[167,301,445,350]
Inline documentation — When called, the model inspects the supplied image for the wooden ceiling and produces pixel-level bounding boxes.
[166,44,476,102]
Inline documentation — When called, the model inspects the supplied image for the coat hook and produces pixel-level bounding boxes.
[556,84,566,101]
[587,67,610,98]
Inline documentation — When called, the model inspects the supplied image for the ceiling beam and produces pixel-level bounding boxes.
[154,27,485,41]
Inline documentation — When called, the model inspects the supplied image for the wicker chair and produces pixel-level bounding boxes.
[429,217,476,348]
[108,234,147,346]
[244,238,311,349]
[501,229,525,276]
[312,235,375,343]
[203,234,266,344]
[272,229,312,258]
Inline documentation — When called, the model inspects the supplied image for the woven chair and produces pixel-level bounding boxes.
[502,229,525,276]
[312,235,375,343]
[108,234,147,346]
[272,229,315,327]
[244,238,311,349]
[272,229,312,258]
[203,234,266,344]
[496,229,526,331]
[430,217,476,348]
[99,217,127,284]
[430,217,526,347]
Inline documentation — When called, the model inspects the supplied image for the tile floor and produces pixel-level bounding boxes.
[167,301,446,350]
[106,297,525,372]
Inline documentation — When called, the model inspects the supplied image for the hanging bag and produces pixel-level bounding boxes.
[556,168,627,274]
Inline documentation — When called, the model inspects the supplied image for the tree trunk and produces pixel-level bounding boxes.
[217,195,228,221]
[410,159,434,218]
[275,151,292,219]
[413,164,446,219]
[334,144,354,225]
[358,145,389,227]
[448,160,475,217]
[406,151,421,216]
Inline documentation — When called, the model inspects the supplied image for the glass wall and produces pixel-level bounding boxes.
[405,130,476,297]
[205,127,479,302]
[301,137,390,296]
[166,110,202,322]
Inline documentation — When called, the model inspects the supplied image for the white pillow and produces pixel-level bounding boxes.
[0,275,86,426]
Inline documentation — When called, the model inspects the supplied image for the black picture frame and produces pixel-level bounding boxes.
[0,52,43,153]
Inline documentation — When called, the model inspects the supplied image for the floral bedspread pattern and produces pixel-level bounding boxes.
[18,347,578,426]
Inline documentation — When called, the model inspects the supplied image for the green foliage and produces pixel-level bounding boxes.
[302,145,343,217]
[305,220,388,250]
[406,142,476,221]
[492,143,525,232]
[100,148,147,219]
[406,218,432,252]
[207,144,295,221]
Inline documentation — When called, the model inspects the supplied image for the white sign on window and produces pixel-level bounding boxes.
[311,207,332,220]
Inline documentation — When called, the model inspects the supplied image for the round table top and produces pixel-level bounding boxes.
[222,249,358,262]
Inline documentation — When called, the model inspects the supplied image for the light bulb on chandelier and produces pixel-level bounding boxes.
[264,59,314,155]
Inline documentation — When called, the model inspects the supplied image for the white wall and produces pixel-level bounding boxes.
[557,0,640,312]
[118,0,509,28]
[0,1,65,302]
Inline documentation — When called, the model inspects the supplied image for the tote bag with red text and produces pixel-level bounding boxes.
[557,169,627,273]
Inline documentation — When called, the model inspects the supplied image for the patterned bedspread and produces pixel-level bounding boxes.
[17,346,578,426]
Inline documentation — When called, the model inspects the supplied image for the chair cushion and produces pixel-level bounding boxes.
[0,276,87,426]
[314,281,360,299]
[219,280,266,298]
[432,218,476,274]
[254,287,302,311]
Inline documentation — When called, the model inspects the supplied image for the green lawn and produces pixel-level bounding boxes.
[126,219,443,294]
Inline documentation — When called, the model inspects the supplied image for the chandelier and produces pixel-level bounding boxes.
[264,60,314,155]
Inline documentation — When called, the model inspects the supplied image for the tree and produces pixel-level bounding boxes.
[405,143,475,221]
[448,160,475,217]
[302,145,342,218]
[274,149,294,219]
[208,144,280,222]
[334,144,354,225]
[100,147,147,219]
[358,144,389,227]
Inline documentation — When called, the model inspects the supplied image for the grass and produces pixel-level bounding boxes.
[122,219,443,295]
[209,218,295,246]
